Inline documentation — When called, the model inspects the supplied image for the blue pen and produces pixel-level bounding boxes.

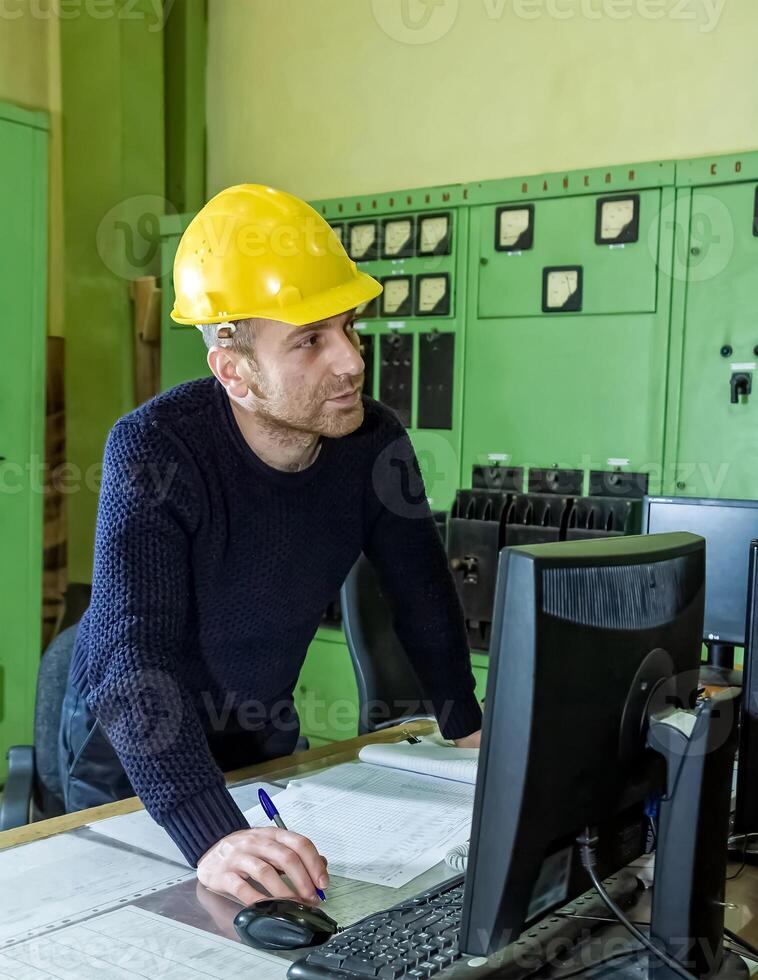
[258,788,327,901]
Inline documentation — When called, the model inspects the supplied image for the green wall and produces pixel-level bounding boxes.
[59,0,207,584]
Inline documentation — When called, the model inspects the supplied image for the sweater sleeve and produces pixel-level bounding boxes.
[84,420,249,866]
[362,418,482,741]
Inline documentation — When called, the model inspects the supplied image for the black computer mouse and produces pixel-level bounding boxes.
[233,899,339,951]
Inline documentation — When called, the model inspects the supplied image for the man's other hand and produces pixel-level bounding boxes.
[197,827,330,906]
[453,730,481,749]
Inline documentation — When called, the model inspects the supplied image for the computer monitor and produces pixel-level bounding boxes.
[643,496,758,685]
[734,539,758,863]
[460,533,743,980]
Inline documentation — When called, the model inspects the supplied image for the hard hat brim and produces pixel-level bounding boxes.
[170,270,383,327]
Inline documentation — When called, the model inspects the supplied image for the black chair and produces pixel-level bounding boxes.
[341,553,434,735]
[0,623,310,832]
[1,623,76,830]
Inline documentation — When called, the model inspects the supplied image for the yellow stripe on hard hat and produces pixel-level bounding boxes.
[171,184,383,327]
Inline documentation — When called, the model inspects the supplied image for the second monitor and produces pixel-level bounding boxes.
[643,495,758,685]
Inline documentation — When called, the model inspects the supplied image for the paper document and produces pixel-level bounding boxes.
[319,861,455,927]
[0,833,192,947]
[86,780,284,865]
[0,905,288,979]
[359,734,478,784]
[245,762,474,888]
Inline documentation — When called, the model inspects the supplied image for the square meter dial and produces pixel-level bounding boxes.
[542,266,583,313]
[495,204,535,252]
[595,195,640,245]
[416,273,451,316]
[381,275,414,317]
[348,221,379,261]
[381,216,415,259]
[417,212,452,256]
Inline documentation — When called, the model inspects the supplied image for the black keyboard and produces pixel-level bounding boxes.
[288,874,466,980]
[287,872,641,980]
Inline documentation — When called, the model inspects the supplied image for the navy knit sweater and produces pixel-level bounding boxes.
[70,377,482,866]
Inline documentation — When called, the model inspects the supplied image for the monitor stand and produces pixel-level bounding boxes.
[699,642,743,688]
[566,689,748,980]
[639,689,745,980]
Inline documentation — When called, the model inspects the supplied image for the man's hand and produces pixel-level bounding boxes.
[197,827,329,907]
[453,730,481,749]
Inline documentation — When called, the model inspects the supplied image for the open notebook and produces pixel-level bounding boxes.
[358,732,479,785]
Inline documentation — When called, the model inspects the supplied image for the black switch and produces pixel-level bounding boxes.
[418,331,454,430]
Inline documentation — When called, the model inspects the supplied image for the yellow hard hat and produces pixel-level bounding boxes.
[170,184,382,326]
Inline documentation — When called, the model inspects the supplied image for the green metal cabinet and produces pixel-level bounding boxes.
[461,161,676,494]
[664,152,758,499]
[293,628,359,746]
[311,185,470,513]
[0,103,48,783]
[160,213,209,390]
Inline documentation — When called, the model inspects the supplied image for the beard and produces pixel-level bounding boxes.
[246,369,365,438]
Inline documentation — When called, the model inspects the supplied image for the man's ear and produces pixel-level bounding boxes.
[207,347,249,398]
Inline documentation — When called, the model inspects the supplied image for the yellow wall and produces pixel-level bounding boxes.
[0,1,64,337]
[207,0,756,200]
[0,2,52,111]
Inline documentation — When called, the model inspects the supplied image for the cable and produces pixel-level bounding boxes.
[724,927,758,961]
[556,911,651,927]
[726,831,758,880]
[577,828,697,980]
[725,944,758,966]
[444,841,469,872]
[728,831,758,845]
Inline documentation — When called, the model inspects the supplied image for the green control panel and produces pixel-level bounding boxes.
[664,151,758,500]
[154,151,758,751]
[311,184,470,512]
[461,160,677,498]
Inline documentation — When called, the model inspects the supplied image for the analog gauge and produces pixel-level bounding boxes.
[348,222,378,261]
[382,217,414,258]
[416,274,450,316]
[495,205,534,251]
[595,195,640,244]
[381,276,413,317]
[355,296,377,319]
[543,266,583,312]
[417,213,452,256]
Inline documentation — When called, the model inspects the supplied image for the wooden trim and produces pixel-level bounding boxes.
[0,720,436,852]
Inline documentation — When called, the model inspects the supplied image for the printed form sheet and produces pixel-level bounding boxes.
[0,906,288,979]
[245,762,475,888]
[0,833,192,948]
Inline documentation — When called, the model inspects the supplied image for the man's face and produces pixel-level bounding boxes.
[236,309,366,438]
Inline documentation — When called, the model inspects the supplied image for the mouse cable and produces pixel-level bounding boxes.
[577,828,697,980]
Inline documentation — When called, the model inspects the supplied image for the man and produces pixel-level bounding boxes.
[58,184,482,908]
